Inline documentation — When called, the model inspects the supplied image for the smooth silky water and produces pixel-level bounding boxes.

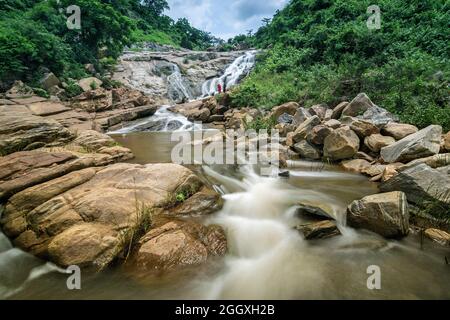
[3,127,449,300]
[2,50,449,299]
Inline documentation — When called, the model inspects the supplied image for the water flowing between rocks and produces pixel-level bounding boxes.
[1,51,449,300]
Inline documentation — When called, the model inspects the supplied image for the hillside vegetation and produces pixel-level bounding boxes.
[230,0,450,130]
[0,0,217,89]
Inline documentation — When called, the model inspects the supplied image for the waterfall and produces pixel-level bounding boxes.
[167,64,193,102]
[201,50,257,97]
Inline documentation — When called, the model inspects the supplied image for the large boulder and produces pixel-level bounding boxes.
[78,77,103,92]
[0,105,73,156]
[380,163,450,216]
[347,192,409,238]
[295,220,341,240]
[382,123,418,140]
[292,140,321,160]
[444,131,450,151]
[342,93,375,117]
[293,107,312,126]
[39,73,60,90]
[360,106,399,127]
[292,115,321,143]
[307,125,333,145]
[133,219,226,271]
[308,104,328,120]
[323,127,360,161]
[27,101,71,117]
[271,102,299,120]
[380,125,442,163]
[1,162,224,270]
[364,134,396,153]
[341,117,379,138]
[331,101,348,119]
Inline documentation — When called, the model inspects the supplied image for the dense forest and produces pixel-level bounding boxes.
[230,0,450,130]
[0,0,217,89]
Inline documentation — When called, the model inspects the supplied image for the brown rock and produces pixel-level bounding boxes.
[292,115,321,143]
[323,127,360,161]
[309,104,328,120]
[341,159,372,173]
[78,77,103,92]
[271,102,299,120]
[364,134,396,153]
[347,191,409,238]
[292,140,322,160]
[381,163,404,182]
[331,101,349,119]
[424,228,450,247]
[382,123,418,140]
[342,93,376,117]
[444,131,450,151]
[296,220,341,240]
[134,220,226,271]
[27,101,70,117]
[307,125,333,145]
[324,119,341,129]
[341,117,379,138]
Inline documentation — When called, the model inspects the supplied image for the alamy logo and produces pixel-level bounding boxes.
[366,265,381,290]
[367,5,381,30]
[66,265,81,290]
[55,1,81,30]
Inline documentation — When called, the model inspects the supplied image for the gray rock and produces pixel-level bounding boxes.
[293,107,312,126]
[347,191,409,238]
[360,106,399,127]
[342,93,375,117]
[278,113,294,124]
[39,73,60,90]
[380,125,442,163]
[380,163,450,216]
[292,140,321,160]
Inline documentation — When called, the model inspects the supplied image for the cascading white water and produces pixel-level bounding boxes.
[201,50,257,97]
[108,105,202,134]
[167,64,193,102]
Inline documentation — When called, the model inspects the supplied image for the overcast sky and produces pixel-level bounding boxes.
[166,0,288,40]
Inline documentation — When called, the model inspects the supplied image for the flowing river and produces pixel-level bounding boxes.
[1,51,449,300]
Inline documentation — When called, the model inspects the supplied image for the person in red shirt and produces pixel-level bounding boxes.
[217,83,222,94]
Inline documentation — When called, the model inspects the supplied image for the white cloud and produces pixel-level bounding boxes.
[166,0,288,40]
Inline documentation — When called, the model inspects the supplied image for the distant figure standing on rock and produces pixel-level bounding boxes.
[223,76,228,93]
[217,83,222,94]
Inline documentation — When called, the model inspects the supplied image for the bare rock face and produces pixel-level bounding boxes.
[0,157,224,270]
[347,192,409,238]
[382,123,418,140]
[308,104,328,120]
[342,93,375,117]
[134,219,227,271]
[364,134,396,153]
[323,126,360,161]
[0,105,74,155]
[78,77,103,92]
[380,125,442,163]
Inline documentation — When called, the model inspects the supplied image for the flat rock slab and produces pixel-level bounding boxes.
[0,105,73,155]
[11,96,47,105]
[27,101,71,116]
[381,125,442,163]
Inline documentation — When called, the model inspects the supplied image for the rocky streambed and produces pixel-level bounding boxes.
[0,49,450,299]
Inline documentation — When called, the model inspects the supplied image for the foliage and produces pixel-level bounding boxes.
[232,0,450,130]
[244,116,278,132]
[0,0,217,89]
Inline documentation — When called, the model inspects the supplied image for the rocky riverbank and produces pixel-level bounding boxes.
[178,92,450,245]
[0,80,227,273]
[1,73,449,278]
